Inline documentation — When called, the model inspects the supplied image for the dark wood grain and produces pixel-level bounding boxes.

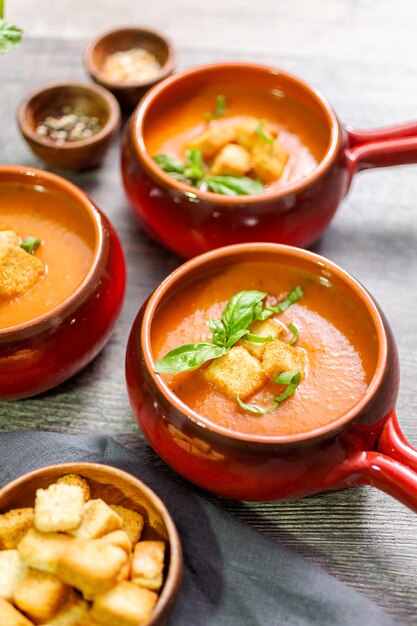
[1,2,417,623]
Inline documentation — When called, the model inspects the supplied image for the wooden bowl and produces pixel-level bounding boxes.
[84,27,176,112]
[17,82,121,171]
[0,462,183,626]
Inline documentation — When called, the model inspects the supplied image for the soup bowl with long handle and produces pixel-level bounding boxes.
[126,243,417,511]
[121,62,417,259]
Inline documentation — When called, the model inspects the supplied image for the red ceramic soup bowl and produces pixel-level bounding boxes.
[126,243,417,511]
[0,165,126,400]
[121,62,417,259]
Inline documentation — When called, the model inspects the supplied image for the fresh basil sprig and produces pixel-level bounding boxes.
[20,237,41,254]
[236,370,302,415]
[154,288,302,374]
[153,154,185,175]
[255,285,303,320]
[0,19,23,54]
[205,176,264,196]
[205,94,226,121]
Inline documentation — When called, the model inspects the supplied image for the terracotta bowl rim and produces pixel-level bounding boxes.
[0,165,107,339]
[17,81,121,151]
[84,26,176,91]
[140,242,388,445]
[0,461,183,626]
[132,61,342,205]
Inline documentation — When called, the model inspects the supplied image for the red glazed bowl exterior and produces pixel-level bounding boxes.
[125,243,399,501]
[121,62,349,259]
[0,166,126,400]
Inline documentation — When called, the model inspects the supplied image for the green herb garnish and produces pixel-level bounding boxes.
[205,95,226,121]
[255,286,303,320]
[236,370,302,415]
[255,120,274,144]
[0,19,23,54]
[287,322,299,345]
[154,288,302,373]
[153,154,185,175]
[205,176,264,196]
[20,237,41,254]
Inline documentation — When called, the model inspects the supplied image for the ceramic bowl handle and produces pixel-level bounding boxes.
[345,122,417,174]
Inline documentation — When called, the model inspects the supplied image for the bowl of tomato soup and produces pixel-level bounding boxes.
[126,243,417,511]
[122,62,417,258]
[0,165,126,400]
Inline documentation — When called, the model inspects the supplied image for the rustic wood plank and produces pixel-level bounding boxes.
[1,2,417,623]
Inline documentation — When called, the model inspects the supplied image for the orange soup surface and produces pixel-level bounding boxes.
[145,84,330,191]
[0,182,95,329]
[152,262,378,436]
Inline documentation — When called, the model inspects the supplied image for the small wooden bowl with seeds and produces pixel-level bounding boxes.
[0,463,182,626]
[84,27,176,112]
[17,82,121,170]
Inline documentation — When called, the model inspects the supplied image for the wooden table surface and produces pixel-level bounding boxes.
[1,1,417,623]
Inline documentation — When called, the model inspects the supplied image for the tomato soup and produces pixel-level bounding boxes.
[151,261,378,437]
[145,84,329,192]
[0,182,95,329]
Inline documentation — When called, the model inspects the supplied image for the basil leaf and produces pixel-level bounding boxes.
[255,286,303,320]
[206,176,265,196]
[224,328,249,348]
[20,237,41,254]
[154,342,228,373]
[236,395,278,415]
[256,120,273,144]
[221,290,267,337]
[287,322,299,345]
[208,318,227,346]
[205,94,226,120]
[246,333,274,344]
[184,149,205,183]
[0,20,23,55]
[186,149,203,168]
[153,154,185,174]
[273,370,302,404]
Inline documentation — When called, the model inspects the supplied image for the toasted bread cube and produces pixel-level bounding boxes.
[0,245,44,299]
[78,611,105,625]
[70,499,122,539]
[188,120,236,158]
[57,539,128,600]
[0,229,19,249]
[0,550,28,601]
[42,590,89,625]
[210,143,251,176]
[131,541,165,591]
[91,581,158,626]
[240,319,286,360]
[0,597,35,626]
[99,531,132,555]
[14,569,69,623]
[233,116,262,149]
[18,528,73,574]
[262,340,306,380]
[109,506,144,545]
[0,508,34,549]
[35,483,84,533]
[251,140,288,184]
[56,474,90,502]
[203,346,267,399]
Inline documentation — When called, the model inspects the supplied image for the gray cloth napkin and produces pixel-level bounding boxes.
[0,431,394,626]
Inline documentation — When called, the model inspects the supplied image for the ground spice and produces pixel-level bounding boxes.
[35,106,103,143]
[101,47,162,84]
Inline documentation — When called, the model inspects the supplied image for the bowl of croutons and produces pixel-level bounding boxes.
[0,463,182,626]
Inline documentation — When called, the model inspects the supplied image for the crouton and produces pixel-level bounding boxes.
[98,530,132,555]
[203,345,267,399]
[78,613,103,626]
[18,528,73,574]
[91,581,158,626]
[233,116,263,149]
[239,318,286,360]
[262,340,306,380]
[56,474,90,502]
[70,499,122,539]
[131,541,165,591]
[0,597,35,626]
[57,539,128,600]
[34,483,84,533]
[251,140,288,184]
[210,143,251,176]
[0,229,19,249]
[188,120,236,158]
[109,506,144,545]
[39,590,89,625]
[0,245,44,300]
[0,507,34,549]
[0,550,28,601]
[14,569,69,623]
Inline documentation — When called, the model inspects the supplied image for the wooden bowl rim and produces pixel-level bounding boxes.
[0,461,183,626]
